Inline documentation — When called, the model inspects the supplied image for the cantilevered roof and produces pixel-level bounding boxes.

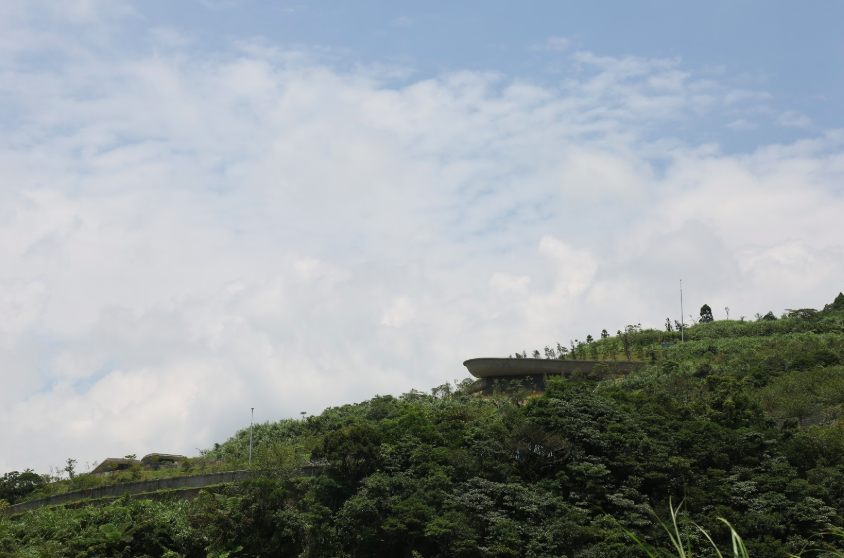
[463,358,644,378]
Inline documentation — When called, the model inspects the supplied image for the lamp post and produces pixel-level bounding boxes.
[248,407,254,467]
[680,279,684,342]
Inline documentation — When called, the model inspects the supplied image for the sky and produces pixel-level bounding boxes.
[1,0,843,474]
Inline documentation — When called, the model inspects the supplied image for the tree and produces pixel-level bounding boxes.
[824,292,844,312]
[760,371,822,427]
[761,311,778,321]
[313,423,382,489]
[665,318,673,332]
[620,326,635,361]
[251,442,306,481]
[785,308,818,320]
[0,469,44,504]
[505,422,570,481]
[585,335,594,344]
[555,343,569,359]
[601,329,609,339]
[699,304,714,323]
[63,458,77,479]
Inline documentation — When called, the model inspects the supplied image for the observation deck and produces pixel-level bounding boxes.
[463,357,645,394]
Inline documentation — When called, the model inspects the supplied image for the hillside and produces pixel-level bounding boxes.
[2,294,844,557]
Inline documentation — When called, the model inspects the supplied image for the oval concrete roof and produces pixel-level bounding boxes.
[463,357,617,378]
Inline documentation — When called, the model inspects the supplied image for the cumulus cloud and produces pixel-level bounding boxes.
[1,6,843,473]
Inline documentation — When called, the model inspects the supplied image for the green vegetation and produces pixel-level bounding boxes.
[2,294,844,557]
[0,471,44,506]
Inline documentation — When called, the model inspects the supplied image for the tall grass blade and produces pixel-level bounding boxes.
[616,498,755,558]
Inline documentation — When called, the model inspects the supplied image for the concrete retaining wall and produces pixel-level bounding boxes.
[62,486,209,510]
[7,465,326,514]
[7,470,251,514]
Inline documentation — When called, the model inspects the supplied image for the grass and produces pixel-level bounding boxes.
[616,500,844,557]
[616,499,750,558]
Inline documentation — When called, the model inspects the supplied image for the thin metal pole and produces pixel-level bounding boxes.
[248,407,254,466]
[680,279,684,342]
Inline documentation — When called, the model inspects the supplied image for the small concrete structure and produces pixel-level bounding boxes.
[464,358,646,394]
[90,458,141,475]
[140,454,187,466]
[90,453,189,475]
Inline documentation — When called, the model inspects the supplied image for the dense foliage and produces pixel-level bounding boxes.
[3,295,844,557]
[0,471,44,506]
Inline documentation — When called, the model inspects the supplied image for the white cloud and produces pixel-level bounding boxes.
[381,297,417,328]
[1,12,843,473]
[723,89,771,105]
[51,0,134,23]
[530,36,571,52]
[554,147,651,200]
[737,241,844,294]
[149,27,194,48]
[727,119,756,131]
[490,273,531,294]
[538,237,598,298]
[0,280,47,341]
[777,110,812,128]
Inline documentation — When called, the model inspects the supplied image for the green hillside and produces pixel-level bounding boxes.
[2,294,844,558]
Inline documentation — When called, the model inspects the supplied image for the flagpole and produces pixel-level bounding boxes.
[249,407,254,466]
[680,279,684,342]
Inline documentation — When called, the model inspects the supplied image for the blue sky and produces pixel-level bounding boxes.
[1,0,842,473]
[127,0,843,146]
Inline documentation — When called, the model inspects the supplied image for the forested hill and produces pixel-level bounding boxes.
[3,294,844,557]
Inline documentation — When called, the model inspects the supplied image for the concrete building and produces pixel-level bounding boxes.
[90,457,141,475]
[90,453,188,475]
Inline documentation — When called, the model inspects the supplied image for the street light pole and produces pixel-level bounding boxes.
[248,407,254,467]
[680,279,684,342]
